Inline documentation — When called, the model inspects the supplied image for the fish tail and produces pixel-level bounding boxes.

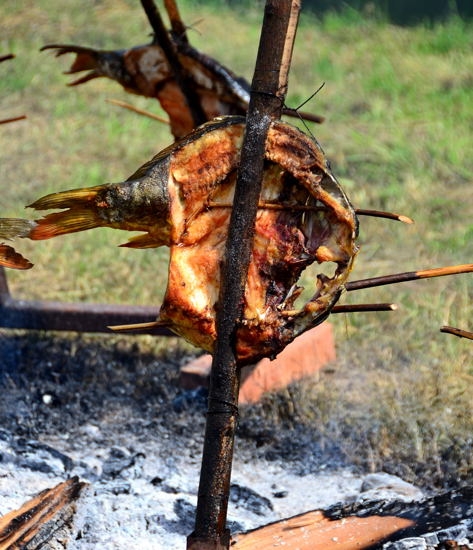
[27,186,105,240]
[41,44,100,72]
[0,218,36,240]
[41,44,103,85]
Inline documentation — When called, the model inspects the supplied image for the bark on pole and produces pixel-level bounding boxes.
[187,1,301,548]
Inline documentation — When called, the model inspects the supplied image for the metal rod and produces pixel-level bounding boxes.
[0,266,174,335]
[188,2,301,548]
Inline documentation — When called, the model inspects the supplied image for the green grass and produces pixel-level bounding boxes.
[1,1,472,488]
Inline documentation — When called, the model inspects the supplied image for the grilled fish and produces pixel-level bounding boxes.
[2,116,358,364]
[42,42,249,140]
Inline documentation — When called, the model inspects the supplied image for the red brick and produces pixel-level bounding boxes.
[179,322,336,404]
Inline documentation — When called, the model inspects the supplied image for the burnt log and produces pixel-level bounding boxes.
[231,487,473,549]
[0,477,87,550]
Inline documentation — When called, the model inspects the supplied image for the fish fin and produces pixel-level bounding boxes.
[41,44,100,72]
[29,210,103,240]
[27,186,103,211]
[119,233,162,249]
[0,244,33,270]
[26,186,106,239]
[0,218,36,240]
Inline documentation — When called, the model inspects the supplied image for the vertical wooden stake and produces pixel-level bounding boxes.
[187,1,301,549]
[140,0,207,128]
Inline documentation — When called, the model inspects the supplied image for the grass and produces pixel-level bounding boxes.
[1,1,472,489]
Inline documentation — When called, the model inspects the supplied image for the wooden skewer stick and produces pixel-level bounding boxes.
[355,208,414,224]
[164,0,189,43]
[440,326,473,340]
[208,201,413,223]
[282,107,324,124]
[346,264,473,292]
[111,304,398,330]
[0,53,15,63]
[0,115,27,125]
[107,99,169,125]
[281,302,397,317]
[332,302,398,314]
[108,320,165,332]
[189,2,302,547]
[141,0,207,129]
[208,200,324,212]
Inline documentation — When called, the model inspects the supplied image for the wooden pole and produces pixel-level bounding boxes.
[164,0,189,43]
[140,0,207,128]
[187,2,301,548]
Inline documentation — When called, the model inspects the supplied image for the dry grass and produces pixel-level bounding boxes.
[1,1,472,488]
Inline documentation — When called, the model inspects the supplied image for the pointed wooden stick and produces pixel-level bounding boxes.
[0,53,15,63]
[189,2,301,548]
[0,115,27,125]
[208,201,413,223]
[164,0,189,43]
[355,208,414,224]
[108,320,168,332]
[141,0,207,128]
[106,98,169,124]
[332,303,398,314]
[282,107,324,124]
[207,200,324,212]
[440,326,473,340]
[345,264,473,292]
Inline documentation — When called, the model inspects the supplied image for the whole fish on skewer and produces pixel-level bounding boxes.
[1,116,358,364]
[42,41,251,140]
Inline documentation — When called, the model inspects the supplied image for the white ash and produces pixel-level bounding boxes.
[0,428,366,549]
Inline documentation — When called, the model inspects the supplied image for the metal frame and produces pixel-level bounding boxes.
[0,266,173,335]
